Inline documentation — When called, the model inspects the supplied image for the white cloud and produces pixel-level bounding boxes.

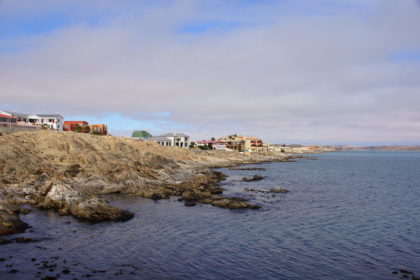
[1,0,420,144]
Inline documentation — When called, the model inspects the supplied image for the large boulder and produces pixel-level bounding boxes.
[0,192,29,235]
[39,182,133,222]
[242,175,264,182]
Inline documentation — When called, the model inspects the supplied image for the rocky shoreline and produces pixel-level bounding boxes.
[0,131,290,236]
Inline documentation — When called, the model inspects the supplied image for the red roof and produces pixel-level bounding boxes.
[0,114,16,119]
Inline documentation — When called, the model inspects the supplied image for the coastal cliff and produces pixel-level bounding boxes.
[0,131,289,235]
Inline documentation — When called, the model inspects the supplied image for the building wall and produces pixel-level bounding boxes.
[150,135,189,148]
[27,115,64,130]
[0,125,38,134]
[64,121,89,132]
[88,124,107,135]
[166,136,189,147]
[219,135,267,152]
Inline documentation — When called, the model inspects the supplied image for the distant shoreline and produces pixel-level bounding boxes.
[331,145,420,152]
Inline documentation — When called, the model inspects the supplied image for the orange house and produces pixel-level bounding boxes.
[88,124,107,135]
[63,121,89,132]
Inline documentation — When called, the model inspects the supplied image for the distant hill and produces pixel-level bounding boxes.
[333,145,420,151]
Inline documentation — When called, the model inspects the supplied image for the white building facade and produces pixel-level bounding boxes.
[27,114,64,130]
[147,133,190,148]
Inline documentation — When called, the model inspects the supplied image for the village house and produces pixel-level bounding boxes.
[196,140,227,150]
[219,134,268,153]
[146,132,189,148]
[131,130,152,140]
[0,113,17,125]
[27,114,64,130]
[88,124,107,135]
[63,121,89,133]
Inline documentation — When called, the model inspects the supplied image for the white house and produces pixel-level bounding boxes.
[195,140,228,151]
[147,132,190,148]
[27,114,64,130]
[1,111,64,130]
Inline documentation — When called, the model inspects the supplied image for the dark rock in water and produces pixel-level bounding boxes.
[182,190,212,202]
[244,188,269,194]
[0,238,12,245]
[20,208,32,214]
[392,269,420,280]
[151,193,162,200]
[229,167,266,171]
[206,186,224,194]
[62,269,70,274]
[212,171,228,182]
[399,270,414,275]
[41,277,57,280]
[0,258,5,261]
[210,197,259,209]
[1,237,39,244]
[293,155,317,160]
[12,237,40,243]
[270,187,289,193]
[184,201,197,207]
[9,269,19,273]
[242,175,264,182]
[0,193,30,236]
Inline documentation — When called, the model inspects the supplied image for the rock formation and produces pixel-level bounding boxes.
[0,131,289,235]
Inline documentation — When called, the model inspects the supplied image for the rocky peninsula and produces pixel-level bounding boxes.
[0,131,289,236]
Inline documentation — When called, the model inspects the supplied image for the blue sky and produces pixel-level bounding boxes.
[1,0,420,144]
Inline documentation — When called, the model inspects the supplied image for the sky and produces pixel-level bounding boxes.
[1,0,420,145]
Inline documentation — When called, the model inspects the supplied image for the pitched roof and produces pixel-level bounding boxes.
[160,132,189,137]
[132,130,152,138]
[147,136,171,142]
[36,114,64,118]
[1,111,28,118]
[0,113,15,119]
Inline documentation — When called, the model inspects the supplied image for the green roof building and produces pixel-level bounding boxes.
[131,130,152,139]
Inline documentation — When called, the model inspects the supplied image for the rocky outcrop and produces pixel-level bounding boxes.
[0,131,289,235]
[242,175,264,182]
[38,182,133,222]
[244,187,289,194]
[0,192,29,235]
[0,237,40,245]
[392,269,419,280]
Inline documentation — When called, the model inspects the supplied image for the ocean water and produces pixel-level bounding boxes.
[1,151,419,279]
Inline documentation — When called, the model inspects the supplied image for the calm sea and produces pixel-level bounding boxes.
[1,151,419,279]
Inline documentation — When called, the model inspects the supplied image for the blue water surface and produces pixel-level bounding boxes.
[1,151,419,279]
